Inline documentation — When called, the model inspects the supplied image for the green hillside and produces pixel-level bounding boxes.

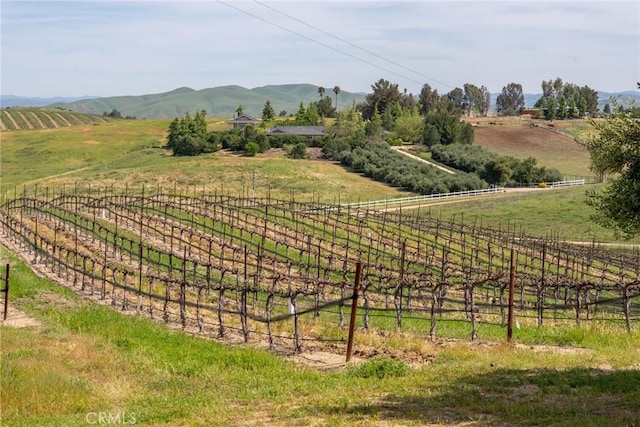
[51,84,366,119]
[0,107,113,131]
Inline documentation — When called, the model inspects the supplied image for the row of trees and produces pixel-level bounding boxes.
[260,86,342,121]
[325,139,488,195]
[430,144,562,185]
[533,77,599,119]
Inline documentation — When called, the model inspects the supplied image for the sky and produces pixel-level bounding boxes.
[1,0,639,98]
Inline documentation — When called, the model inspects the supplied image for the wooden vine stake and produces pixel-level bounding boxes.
[507,248,516,343]
[346,261,362,363]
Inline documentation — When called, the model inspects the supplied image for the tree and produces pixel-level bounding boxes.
[496,83,524,116]
[333,85,341,110]
[288,142,308,159]
[535,78,599,118]
[360,78,403,120]
[318,86,325,99]
[443,87,465,112]
[166,111,208,156]
[481,86,491,117]
[463,83,484,116]
[245,141,260,157]
[557,97,568,119]
[393,108,423,143]
[104,109,122,118]
[364,106,383,138]
[422,107,474,147]
[418,83,440,115]
[262,100,275,121]
[314,97,336,118]
[584,111,640,238]
[294,102,306,123]
[481,156,515,185]
[545,97,557,121]
[331,102,365,137]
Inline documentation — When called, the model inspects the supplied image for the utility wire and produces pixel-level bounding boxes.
[254,0,454,91]
[216,0,427,89]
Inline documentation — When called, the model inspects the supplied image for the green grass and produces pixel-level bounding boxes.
[0,120,411,203]
[2,245,639,426]
[419,184,640,244]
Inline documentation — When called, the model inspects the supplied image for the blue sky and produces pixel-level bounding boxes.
[2,0,639,97]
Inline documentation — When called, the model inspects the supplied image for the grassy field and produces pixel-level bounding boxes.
[0,117,633,244]
[0,119,411,203]
[2,246,639,426]
[2,117,640,425]
[420,185,640,244]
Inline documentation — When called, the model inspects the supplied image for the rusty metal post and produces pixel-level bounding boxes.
[507,248,516,342]
[346,261,362,362]
[3,264,10,321]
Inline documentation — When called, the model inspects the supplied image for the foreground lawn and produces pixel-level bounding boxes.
[2,247,639,426]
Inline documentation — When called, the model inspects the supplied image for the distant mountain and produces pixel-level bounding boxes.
[5,86,638,118]
[47,84,367,119]
[597,91,640,110]
[1,95,98,108]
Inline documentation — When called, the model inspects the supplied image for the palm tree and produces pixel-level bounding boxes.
[333,86,341,110]
[318,86,325,99]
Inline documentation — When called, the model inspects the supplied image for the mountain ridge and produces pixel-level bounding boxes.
[44,84,366,119]
[3,85,638,119]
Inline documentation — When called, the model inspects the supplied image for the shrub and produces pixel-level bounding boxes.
[245,142,259,157]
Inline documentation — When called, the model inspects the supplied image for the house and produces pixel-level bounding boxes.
[266,126,326,137]
[228,114,260,129]
[266,126,327,144]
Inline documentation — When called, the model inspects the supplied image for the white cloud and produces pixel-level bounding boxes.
[1,0,638,97]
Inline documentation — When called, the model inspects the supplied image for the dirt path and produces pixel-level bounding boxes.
[1,305,42,328]
[23,166,92,186]
[54,112,72,127]
[391,146,456,174]
[15,111,34,129]
[29,111,47,128]
[41,112,59,128]
[2,111,20,130]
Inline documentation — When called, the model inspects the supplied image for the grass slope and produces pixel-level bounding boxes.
[0,119,411,204]
[2,246,639,426]
[1,117,635,243]
[51,84,366,119]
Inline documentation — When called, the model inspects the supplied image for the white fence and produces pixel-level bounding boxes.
[342,187,506,209]
[506,178,586,188]
[340,179,586,210]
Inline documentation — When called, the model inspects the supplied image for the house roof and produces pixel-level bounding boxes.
[266,126,326,136]
[228,114,259,123]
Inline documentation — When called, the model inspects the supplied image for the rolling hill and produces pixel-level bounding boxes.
[49,84,367,119]
[0,107,114,131]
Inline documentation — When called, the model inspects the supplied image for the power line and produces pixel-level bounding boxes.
[254,0,454,91]
[215,0,431,90]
